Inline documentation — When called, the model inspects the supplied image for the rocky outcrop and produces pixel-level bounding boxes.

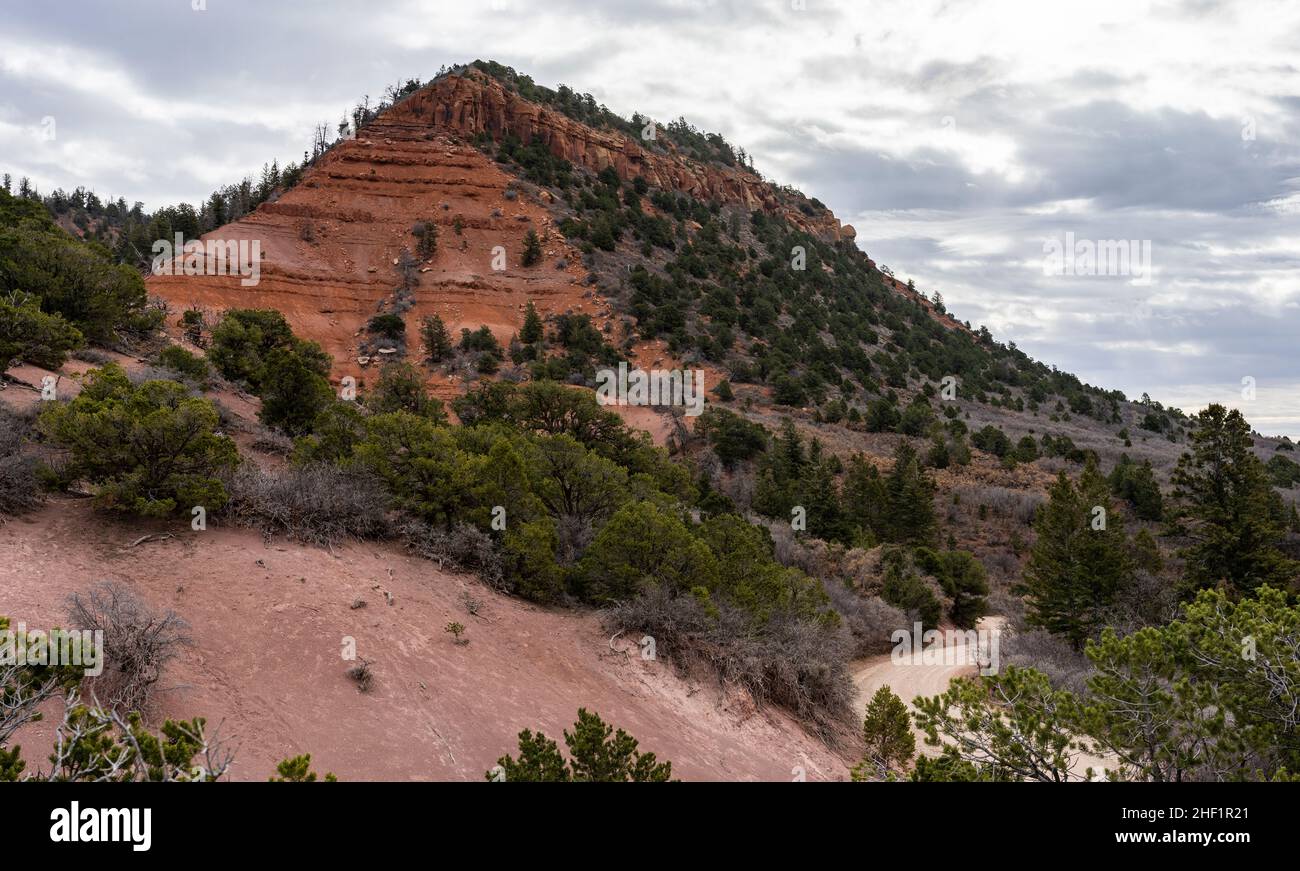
[146,125,598,397]
[387,69,853,243]
[146,68,872,391]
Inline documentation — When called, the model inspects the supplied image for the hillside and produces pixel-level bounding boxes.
[138,60,1299,585]
[3,61,1299,784]
[1,493,847,781]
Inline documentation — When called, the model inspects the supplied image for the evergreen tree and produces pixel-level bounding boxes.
[413,219,438,258]
[1022,462,1134,648]
[257,347,334,436]
[488,709,674,782]
[520,300,543,344]
[0,292,82,371]
[521,229,543,266]
[916,548,990,628]
[270,754,337,782]
[367,362,446,421]
[883,442,937,545]
[1109,454,1163,521]
[775,418,806,476]
[925,435,950,469]
[800,456,850,544]
[881,548,942,627]
[206,191,227,227]
[420,313,452,362]
[852,686,916,780]
[576,500,715,603]
[695,407,767,468]
[37,364,237,516]
[843,453,887,543]
[1170,404,1295,597]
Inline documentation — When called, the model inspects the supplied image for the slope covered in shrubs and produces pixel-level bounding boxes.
[0,188,160,371]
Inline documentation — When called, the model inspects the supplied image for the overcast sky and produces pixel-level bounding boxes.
[2,0,1296,435]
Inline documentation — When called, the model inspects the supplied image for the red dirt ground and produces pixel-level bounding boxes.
[2,498,851,781]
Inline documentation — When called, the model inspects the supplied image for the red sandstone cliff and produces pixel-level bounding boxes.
[389,68,856,243]
[146,67,870,391]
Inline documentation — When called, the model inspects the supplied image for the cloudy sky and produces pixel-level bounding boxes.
[2,0,1297,434]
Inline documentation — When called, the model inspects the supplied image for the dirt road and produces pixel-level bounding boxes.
[851,617,1113,778]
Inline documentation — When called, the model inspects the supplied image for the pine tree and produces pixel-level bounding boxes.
[206,192,226,228]
[851,686,916,779]
[1109,454,1163,520]
[1022,461,1134,648]
[927,549,989,628]
[843,453,887,543]
[520,300,543,344]
[420,313,452,362]
[521,229,543,266]
[881,549,942,627]
[488,709,674,782]
[883,442,937,545]
[414,219,438,258]
[1171,404,1295,597]
[800,457,850,544]
[775,418,806,478]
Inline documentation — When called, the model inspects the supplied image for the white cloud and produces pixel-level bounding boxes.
[0,0,1296,434]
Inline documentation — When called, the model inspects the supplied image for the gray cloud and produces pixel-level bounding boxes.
[2,0,1297,434]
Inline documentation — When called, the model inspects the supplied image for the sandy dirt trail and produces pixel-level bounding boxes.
[851,617,1114,778]
[852,619,1001,730]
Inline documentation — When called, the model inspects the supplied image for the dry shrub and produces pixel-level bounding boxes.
[66,582,189,714]
[822,583,906,656]
[399,519,504,588]
[957,484,1044,525]
[249,430,293,456]
[0,406,41,518]
[71,347,115,365]
[460,590,483,616]
[208,399,243,432]
[986,589,1026,623]
[347,658,374,692]
[987,548,1021,580]
[718,469,755,512]
[760,517,839,577]
[553,512,594,566]
[833,546,884,593]
[127,364,197,389]
[223,463,390,545]
[762,525,884,594]
[999,627,1092,696]
[607,586,856,740]
[1106,569,1180,634]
